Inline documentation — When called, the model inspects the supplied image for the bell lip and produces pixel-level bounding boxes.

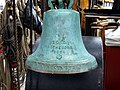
[26,65,98,74]
[26,60,98,74]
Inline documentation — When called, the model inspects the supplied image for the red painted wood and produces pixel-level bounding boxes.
[105,46,120,90]
[12,84,18,90]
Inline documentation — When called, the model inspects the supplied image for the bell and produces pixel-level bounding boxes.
[26,0,98,74]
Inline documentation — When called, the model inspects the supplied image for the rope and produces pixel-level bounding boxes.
[2,7,25,90]
[1,0,27,90]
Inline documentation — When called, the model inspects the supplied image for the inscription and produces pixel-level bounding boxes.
[56,54,62,60]
[48,40,77,55]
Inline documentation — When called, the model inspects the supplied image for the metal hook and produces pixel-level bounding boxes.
[52,0,59,9]
[63,0,70,9]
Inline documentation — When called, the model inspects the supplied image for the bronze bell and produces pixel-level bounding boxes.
[26,0,98,74]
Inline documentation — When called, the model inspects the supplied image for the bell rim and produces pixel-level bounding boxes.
[26,59,98,74]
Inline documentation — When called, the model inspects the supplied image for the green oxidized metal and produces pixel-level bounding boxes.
[26,0,98,74]
[48,0,74,9]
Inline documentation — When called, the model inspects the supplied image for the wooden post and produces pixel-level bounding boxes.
[80,0,89,33]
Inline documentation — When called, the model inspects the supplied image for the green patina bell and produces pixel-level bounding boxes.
[26,0,98,74]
